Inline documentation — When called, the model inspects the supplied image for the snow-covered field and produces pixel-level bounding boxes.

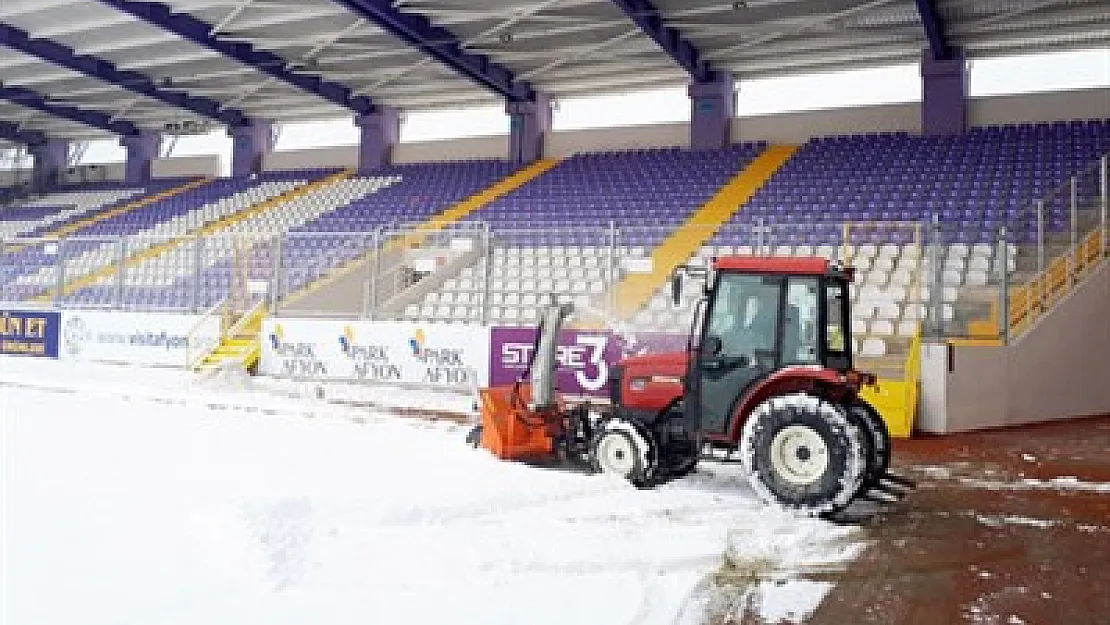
[1,359,864,625]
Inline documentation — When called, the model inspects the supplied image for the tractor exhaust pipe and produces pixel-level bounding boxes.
[530,301,573,411]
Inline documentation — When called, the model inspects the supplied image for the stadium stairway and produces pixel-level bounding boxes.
[31,170,352,302]
[194,303,268,372]
[279,157,560,314]
[609,145,799,318]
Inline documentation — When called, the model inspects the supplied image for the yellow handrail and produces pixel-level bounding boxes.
[1007,225,1106,336]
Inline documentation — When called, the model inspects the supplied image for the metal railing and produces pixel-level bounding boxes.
[993,155,1108,342]
[2,152,1105,348]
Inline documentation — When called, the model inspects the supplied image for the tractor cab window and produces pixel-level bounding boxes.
[704,274,779,360]
[825,280,851,370]
[783,278,819,365]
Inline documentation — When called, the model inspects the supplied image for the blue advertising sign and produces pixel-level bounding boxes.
[0,309,60,358]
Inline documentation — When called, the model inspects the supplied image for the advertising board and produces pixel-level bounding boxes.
[260,318,490,389]
[488,328,686,396]
[60,311,207,367]
[0,309,60,358]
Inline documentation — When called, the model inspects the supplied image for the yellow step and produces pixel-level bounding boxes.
[611,145,799,318]
[30,170,352,302]
[281,158,561,308]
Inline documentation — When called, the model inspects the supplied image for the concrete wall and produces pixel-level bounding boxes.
[394,135,508,163]
[0,169,31,187]
[971,88,1110,126]
[733,102,921,144]
[928,262,1110,433]
[265,146,357,171]
[547,123,688,156]
[152,155,220,178]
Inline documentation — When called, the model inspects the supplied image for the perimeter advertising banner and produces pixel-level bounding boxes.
[0,309,60,358]
[488,328,686,396]
[259,318,490,389]
[60,311,208,367]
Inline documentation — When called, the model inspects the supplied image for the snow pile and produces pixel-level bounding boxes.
[2,359,864,625]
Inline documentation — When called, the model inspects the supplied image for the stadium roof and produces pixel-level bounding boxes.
[0,0,1106,143]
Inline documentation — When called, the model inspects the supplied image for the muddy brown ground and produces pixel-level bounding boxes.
[805,415,1110,625]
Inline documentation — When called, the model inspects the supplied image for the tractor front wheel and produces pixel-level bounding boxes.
[740,394,866,517]
[589,418,658,487]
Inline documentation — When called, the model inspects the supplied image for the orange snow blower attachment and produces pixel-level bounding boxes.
[477,383,565,460]
[472,301,585,463]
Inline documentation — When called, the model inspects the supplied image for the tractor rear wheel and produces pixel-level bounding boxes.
[589,417,658,487]
[848,402,890,488]
[740,393,866,517]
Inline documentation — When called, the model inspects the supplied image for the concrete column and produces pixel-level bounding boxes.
[921,49,968,136]
[29,138,68,190]
[507,94,551,165]
[228,119,273,176]
[355,107,400,174]
[120,130,162,185]
[689,73,735,150]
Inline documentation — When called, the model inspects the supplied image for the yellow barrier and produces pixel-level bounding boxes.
[859,328,921,438]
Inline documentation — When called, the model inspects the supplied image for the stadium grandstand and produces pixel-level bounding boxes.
[3,1,1110,623]
[0,0,1107,425]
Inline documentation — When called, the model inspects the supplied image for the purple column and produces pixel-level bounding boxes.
[29,138,68,189]
[355,107,400,174]
[507,94,551,164]
[120,130,162,184]
[228,119,273,176]
[921,49,967,136]
[689,73,735,150]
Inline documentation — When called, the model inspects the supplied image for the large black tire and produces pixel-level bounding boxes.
[589,418,658,488]
[740,393,866,517]
[849,402,891,488]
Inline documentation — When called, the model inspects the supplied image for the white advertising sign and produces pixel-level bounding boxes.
[260,318,490,389]
[61,310,210,368]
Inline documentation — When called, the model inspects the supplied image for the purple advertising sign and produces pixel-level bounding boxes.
[489,328,687,396]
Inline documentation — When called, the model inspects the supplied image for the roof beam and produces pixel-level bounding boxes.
[0,84,138,136]
[607,0,713,82]
[329,0,535,102]
[0,21,249,127]
[914,0,952,60]
[96,0,374,114]
[0,120,45,146]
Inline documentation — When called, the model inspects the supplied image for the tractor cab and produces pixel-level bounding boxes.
[674,257,860,438]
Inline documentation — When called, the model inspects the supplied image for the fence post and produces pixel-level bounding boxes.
[270,235,283,315]
[192,236,203,313]
[367,229,382,320]
[1035,199,1045,310]
[997,227,1009,345]
[1070,175,1079,281]
[1101,154,1108,256]
[54,239,66,307]
[481,223,492,325]
[927,215,944,338]
[607,221,618,318]
[114,236,127,310]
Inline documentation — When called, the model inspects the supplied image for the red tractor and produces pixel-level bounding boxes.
[472,256,911,517]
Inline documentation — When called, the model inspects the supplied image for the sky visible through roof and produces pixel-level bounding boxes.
[2,48,1107,174]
